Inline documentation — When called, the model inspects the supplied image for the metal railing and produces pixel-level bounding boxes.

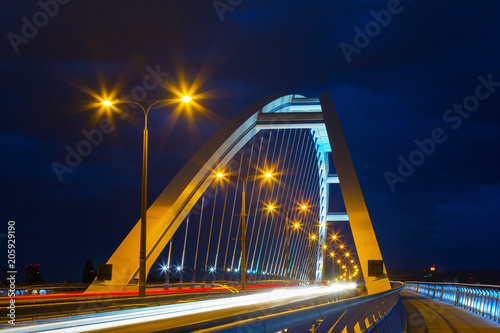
[197,285,405,333]
[405,282,500,323]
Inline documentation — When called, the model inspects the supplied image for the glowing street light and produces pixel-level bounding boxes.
[266,204,309,287]
[160,265,169,284]
[180,95,192,103]
[102,96,192,297]
[216,171,273,290]
[329,251,337,280]
[321,243,328,284]
[290,220,317,284]
[308,231,318,283]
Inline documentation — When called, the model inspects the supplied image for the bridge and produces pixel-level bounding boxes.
[2,93,499,332]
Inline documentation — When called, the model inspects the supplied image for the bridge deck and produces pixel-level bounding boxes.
[401,290,500,332]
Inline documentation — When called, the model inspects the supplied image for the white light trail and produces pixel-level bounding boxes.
[2,284,356,332]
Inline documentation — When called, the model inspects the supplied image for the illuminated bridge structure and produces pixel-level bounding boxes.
[3,95,500,332]
[86,93,391,295]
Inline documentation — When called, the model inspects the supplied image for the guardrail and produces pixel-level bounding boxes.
[197,285,405,333]
[405,282,500,323]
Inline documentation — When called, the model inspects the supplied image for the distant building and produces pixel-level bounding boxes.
[25,264,42,284]
[423,265,442,282]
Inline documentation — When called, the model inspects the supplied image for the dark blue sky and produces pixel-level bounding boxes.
[1,0,499,283]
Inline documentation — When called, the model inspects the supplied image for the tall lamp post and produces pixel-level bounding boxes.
[216,171,272,290]
[308,232,317,284]
[267,205,307,287]
[161,265,169,285]
[328,233,339,281]
[291,223,317,284]
[321,244,327,284]
[102,96,191,297]
[329,251,336,281]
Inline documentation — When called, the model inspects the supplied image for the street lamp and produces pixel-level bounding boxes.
[102,96,191,297]
[216,171,273,290]
[308,232,317,284]
[327,232,341,280]
[290,223,318,284]
[321,244,328,284]
[267,204,308,287]
[161,265,169,285]
[329,251,336,281]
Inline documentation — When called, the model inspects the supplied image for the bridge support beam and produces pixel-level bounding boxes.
[320,92,391,295]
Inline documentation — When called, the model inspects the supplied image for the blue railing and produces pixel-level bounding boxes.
[405,282,500,323]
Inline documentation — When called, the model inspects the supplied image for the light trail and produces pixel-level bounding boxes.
[2,284,356,332]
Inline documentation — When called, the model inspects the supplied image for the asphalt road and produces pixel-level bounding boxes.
[1,284,355,332]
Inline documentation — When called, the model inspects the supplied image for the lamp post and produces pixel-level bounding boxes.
[102,96,191,297]
[308,232,317,284]
[329,251,335,281]
[267,205,307,287]
[216,172,272,290]
[321,244,327,284]
[161,265,169,285]
[329,233,339,281]
[291,223,317,284]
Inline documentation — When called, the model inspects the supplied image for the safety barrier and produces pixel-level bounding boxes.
[197,285,405,333]
[405,282,500,323]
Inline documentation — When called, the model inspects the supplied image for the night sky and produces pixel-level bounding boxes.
[1,1,499,283]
